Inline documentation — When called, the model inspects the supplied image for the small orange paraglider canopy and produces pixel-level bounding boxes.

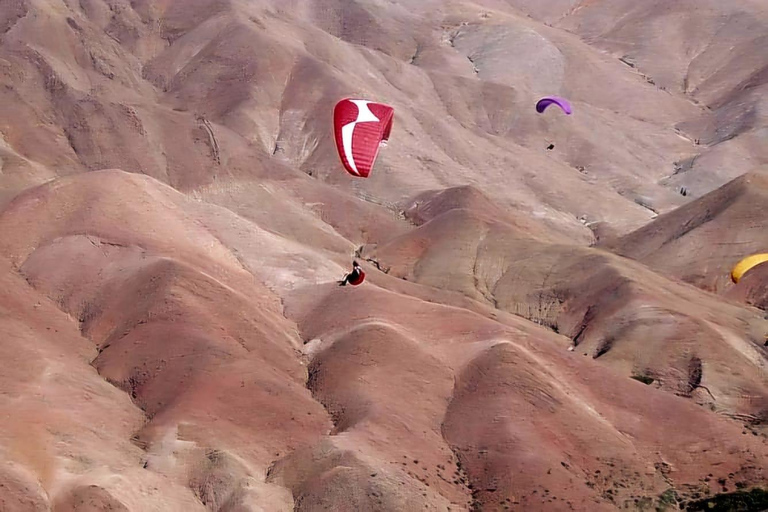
[731,253,768,283]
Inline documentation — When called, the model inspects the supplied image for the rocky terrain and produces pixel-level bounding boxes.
[0,0,767,510]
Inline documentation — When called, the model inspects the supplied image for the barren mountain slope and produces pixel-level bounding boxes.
[605,170,768,295]
[1,0,768,511]
[1,0,715,241]
[0,170,345,510]
[281,277,768,511]
[4,170,764,511]
[535,0,768,197]
[0,248,206,511]
[362,187,768,420]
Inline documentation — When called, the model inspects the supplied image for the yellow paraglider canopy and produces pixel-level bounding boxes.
[731,253,768,283]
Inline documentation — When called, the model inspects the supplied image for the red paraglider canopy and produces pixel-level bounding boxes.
[333,98,394,178]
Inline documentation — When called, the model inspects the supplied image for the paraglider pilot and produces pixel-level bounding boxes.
[338,261,365,286]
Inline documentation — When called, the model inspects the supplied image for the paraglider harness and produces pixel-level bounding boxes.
[339,261,365,286]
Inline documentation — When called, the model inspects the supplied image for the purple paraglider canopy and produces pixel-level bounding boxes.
[535,96,572,115]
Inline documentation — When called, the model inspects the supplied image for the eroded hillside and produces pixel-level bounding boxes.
[0,1,767,511]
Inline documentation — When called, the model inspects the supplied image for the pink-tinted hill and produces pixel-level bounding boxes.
[0,170,337,509]
[605,170,768,294]
[276,278,768,510]
[362,190,768,422]
[1,0,768,510]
